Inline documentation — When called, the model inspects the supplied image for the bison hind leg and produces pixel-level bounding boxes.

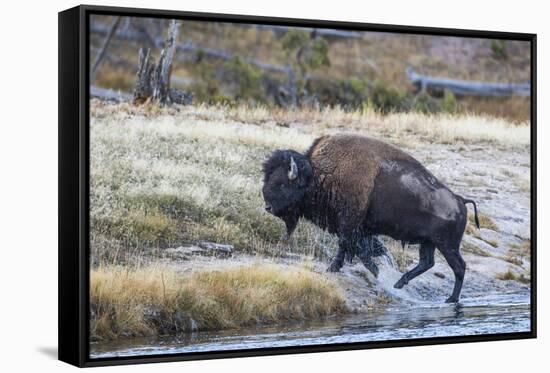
[394,242,436,289]
[355,236,387,278]
[439,244,466,303]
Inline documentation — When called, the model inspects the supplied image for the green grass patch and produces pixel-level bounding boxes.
[92,209,179,248]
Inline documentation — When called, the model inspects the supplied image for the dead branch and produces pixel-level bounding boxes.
[90,16,121,81]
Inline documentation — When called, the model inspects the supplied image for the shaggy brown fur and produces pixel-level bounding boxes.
[305,134,418,226]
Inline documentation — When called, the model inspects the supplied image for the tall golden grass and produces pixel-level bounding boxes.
[92,100,530,146]
[90,263,347,340]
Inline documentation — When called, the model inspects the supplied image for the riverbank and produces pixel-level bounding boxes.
[91,242,530,341]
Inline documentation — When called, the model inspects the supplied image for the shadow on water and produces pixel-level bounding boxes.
[90,291,530,359]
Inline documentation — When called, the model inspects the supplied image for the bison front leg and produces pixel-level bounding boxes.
[355,236,387,278]
[328,215,362,273]
[327,233,356,272]
[356,243,380,278]
[327,243,346,272]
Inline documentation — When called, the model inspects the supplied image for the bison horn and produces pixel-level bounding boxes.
[288,156,298,180]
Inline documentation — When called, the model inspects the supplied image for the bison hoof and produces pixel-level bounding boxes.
[326,263,342,273]
[393,278,407,289]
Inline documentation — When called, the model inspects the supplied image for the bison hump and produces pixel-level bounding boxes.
[307,134,397,215]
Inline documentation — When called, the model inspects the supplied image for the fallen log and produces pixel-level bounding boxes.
[249,24,363,40]
[90,85,132,101]
[164,243,234,259]
[406,67,530,97]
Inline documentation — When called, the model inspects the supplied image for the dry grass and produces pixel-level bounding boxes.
[506,240,531,266]
[465,210,499,246]
[383,238,415,272]
[504,255,523,267]
[457,96,530,124]
[465,222,481,239]
[461,240,492,257]
[217,104,530,147]
[90,263,347,340]
[509,240,531,255]
[496,268,517,281]
[517,174,531,193]
[92,100,530,146]
[468,210,499,232]
[478,213,499,231]
[485,239,499,248]
[364,291,393,310]
[495,267,530,284]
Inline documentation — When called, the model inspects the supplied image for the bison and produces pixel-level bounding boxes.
[262,134,479,303]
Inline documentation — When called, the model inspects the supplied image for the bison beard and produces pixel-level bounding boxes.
[262,134,478,303]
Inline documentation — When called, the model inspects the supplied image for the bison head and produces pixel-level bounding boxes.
[262,150,313,236]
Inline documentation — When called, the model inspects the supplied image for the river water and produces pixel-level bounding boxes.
[90,291,530,359]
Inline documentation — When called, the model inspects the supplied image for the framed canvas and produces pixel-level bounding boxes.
[58,4,537,367]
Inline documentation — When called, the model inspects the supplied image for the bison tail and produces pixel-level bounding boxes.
[461,197,480,229]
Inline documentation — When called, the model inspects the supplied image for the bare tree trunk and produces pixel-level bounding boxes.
[132,20,191,106]
[90,16,121,82]
[132,48,154,104]
[152,20,179,105]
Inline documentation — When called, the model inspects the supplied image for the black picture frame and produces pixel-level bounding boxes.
[59,4,537,368]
